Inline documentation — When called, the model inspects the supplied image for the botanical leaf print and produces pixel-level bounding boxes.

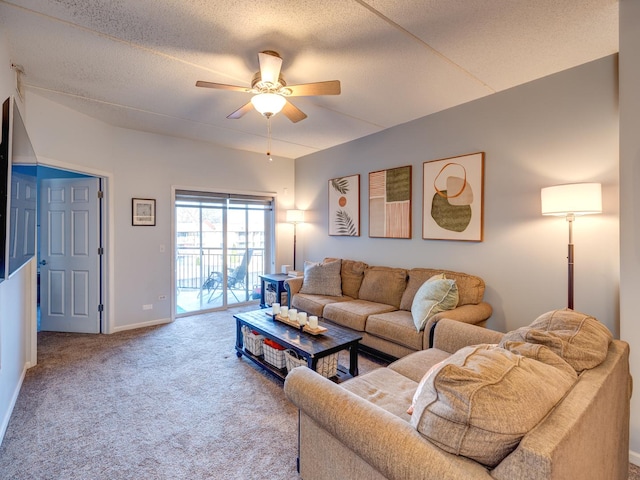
[335,210,357,236]
[331,178,350,195]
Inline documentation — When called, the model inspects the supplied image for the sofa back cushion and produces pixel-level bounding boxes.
[299,259,343,297]
[340,259,368,299]
[409,344,577,468]
[358,266,407,308]
[400,268,485,310]
[500,308,613,373]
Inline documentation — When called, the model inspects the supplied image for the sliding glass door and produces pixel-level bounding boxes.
[175,190,274,315]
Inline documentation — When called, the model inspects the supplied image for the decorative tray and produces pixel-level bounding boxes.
[273,314,328,335]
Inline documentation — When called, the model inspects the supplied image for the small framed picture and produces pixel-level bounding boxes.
[328,174,360,236]
[132,198,156,226]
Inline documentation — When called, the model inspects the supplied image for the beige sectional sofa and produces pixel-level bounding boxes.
[285,258,492,358]
[285,310,632,480]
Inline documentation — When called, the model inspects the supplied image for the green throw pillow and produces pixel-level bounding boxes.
[411,276,458,331]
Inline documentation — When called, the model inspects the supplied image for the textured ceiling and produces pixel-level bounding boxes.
[0,0,618,159]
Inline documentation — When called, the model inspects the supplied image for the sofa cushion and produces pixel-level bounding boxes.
[291,293,352,317]
[366,310,424,351]
[409,344,577,468]
[340,259,368,299]
[341,368,417,420]
[500,309,613,372]
[400,268,485,310]
[411,276,459,331]
[358,266,407,308]
[499,340,577,377]
[388,348,451,383]
[299,259,342,296]
[323,300,397,332]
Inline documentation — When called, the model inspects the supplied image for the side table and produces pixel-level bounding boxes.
[259,273,290,308]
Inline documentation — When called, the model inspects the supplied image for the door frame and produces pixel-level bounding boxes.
[36,157,113,335]
[171,185,277,320]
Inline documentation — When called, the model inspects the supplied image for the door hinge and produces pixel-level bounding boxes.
[98,247,104,255]
[98,304,104,312]
[97,190,104,199]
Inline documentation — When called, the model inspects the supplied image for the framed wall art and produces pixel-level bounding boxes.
[369,165,412,239]
[132,198,156,226]
[328,174,360,236]
[423,152,484,241]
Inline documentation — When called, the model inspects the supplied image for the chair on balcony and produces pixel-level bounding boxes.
[202,249,254,302]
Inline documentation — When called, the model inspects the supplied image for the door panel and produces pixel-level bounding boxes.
[40,178,101,333]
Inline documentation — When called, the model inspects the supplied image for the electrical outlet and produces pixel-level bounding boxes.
[158,295,167,300]
[159,244,165,253]
[143,304,153,310]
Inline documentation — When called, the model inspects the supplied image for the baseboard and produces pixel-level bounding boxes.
[630,449,640,466]
[0,365,27,447]
[110,317,172,333]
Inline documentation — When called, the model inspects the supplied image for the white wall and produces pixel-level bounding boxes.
[0,28,36,444]
[619,0,640,466]
[296,55,619,336]
[24,93,296,331]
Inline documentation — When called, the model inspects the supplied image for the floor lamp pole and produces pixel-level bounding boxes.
[567,214,575,310]
[292,223,297,271]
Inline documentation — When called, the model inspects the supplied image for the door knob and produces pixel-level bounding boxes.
[39,259,47,266]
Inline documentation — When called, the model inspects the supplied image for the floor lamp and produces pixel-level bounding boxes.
[286,209,305,271]
[541,183,602,310]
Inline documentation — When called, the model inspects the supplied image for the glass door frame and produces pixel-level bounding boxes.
[172,187,275,318]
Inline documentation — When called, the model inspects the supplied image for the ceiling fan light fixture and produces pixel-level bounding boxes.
[251,93,286,117]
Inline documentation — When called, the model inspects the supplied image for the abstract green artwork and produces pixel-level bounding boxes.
[423,153,484,241]
[369,165,412,238]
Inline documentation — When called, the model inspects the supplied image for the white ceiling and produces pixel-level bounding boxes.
[0,0,618,160]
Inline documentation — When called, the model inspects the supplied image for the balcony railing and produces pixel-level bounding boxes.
[176,247,264,292]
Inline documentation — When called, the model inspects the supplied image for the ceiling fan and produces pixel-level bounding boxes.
[196,50,341,123]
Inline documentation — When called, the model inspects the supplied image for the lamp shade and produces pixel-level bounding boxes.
[251,93,286,117]
[286,209,305,224]
[541,183,602,216]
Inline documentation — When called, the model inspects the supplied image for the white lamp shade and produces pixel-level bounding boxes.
[541,183,602,216]
[286,209,305,224]
[251,93,286,117]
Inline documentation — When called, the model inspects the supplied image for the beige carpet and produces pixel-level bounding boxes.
[0,305,385,479]
[0,305,637,479]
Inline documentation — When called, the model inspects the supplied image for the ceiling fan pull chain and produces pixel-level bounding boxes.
[267,117,273,162]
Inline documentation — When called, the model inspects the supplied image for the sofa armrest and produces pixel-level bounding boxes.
[422,302,493,348]
[284,277,304,306]
[430,318,504,353]
[284,367,494,480]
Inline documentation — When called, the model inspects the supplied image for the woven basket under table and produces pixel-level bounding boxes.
[284,349,338,379]
[263,343,287,369]
[241,325,265,356]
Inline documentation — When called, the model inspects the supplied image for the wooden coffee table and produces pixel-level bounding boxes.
[234,308,362,382]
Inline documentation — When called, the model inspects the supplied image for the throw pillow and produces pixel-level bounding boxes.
[340,259,368,298]
[410,276,458,331]
[407,358,446,415]
[299,259,342,297]
[500,308,613,372]
[358,267,407,308]
[409,344,577,468]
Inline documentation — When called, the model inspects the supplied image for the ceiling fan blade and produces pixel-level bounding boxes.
[258,51,283,85]
[227,102,254,119]
[286,80,341,96]
[196,80,248,93]
[281,100,307,123]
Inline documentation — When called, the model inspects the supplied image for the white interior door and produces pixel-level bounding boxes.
[40,177,101,333]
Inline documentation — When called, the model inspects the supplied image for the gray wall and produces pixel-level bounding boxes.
[24,92,298,331]
[620,0,640,464]
[295,55,619,336]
